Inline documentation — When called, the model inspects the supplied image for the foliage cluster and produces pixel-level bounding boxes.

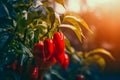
[0,0,114,80]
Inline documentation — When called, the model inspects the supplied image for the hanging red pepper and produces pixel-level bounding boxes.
[53,32,65,65]
[12,62,17,70]
[42,56,56,69]
[33,41,45,67]
[6,61,16,70]
[76,74,85,80]
[32,32,69,71]
[55,52,65,66]
[31,66,39,80]
[61,53,69,70]
[50,56,56,64]
[53,32,65,53]
[44,38,54,60]
[33,41,44,58]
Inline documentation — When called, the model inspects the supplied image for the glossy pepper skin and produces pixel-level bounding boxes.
[33,32,69,71]
[44,38,54,60]
[33,41,44,58]
[42,56,56,69]
[53,32,65,53]
[61,53,69,70]
[53,32,65,65]
[31,67,39,80]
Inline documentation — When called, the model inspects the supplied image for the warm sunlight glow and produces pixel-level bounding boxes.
[55,2,66,14]
[87,0,113,7]
[67,0,114,13]
[86,0,115,8]
[67,0,81,13]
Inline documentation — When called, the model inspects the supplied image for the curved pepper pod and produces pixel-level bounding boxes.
[55,52,65,66]
[33,41,44,58]
[42,56,57,69]
[53,32,65,54]
[31,67,39,80]
[53,32,66,66]
[61,53,69,70]
[44,38,54,60]
[49,56,56,65]
[33,42,45,67]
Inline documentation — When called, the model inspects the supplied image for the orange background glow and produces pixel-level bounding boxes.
[65,0,120,73]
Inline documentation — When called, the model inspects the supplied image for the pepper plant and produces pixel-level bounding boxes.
[0,0,114,80]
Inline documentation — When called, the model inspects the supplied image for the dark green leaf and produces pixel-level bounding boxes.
[0,32,13,52]
[46,7,55,27]
[0,2,9,18]
[20,43,33,58]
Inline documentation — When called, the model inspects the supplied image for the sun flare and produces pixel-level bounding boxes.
[67,0,81,13]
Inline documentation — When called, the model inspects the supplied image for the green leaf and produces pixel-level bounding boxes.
[78,18,93,34]
[72,54,81,63]
[28,5,47,21]
[53,17,60,28]
[59,24,83,42]
[31,0,43,8]
[20,54,28,66]
[85,55,106,70]
[20,43,33,58]
[46,7,55,27]
[0,32,13,52]
[62,16,84,42]
[85,48,115,60]
[50,69,65,80]
[55,0,65,8]
[0,2,9,18]
[64,38,75,54]
[64,14,93,34]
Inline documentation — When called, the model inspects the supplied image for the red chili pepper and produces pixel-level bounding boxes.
[44,38,54,60]
[42,56,57,69]
[33,41,44,58]
[61,53,69,70]
[6,61,16,70]
[33,41,45,67]
[76,74,85,80]
[48,56,56,65]
[53,32,65,53]
[32,67,39,80]
[55,52,65,65]
[53,32,65,65]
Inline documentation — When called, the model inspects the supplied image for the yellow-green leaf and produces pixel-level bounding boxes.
[85,48,115,60]
[64,38,75,54]
[85,55,106,70]
[79,18,93,34]
[46,7,55,27]
[63,16,84,42]
[64,14,93,33]
[59,24,83,42]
